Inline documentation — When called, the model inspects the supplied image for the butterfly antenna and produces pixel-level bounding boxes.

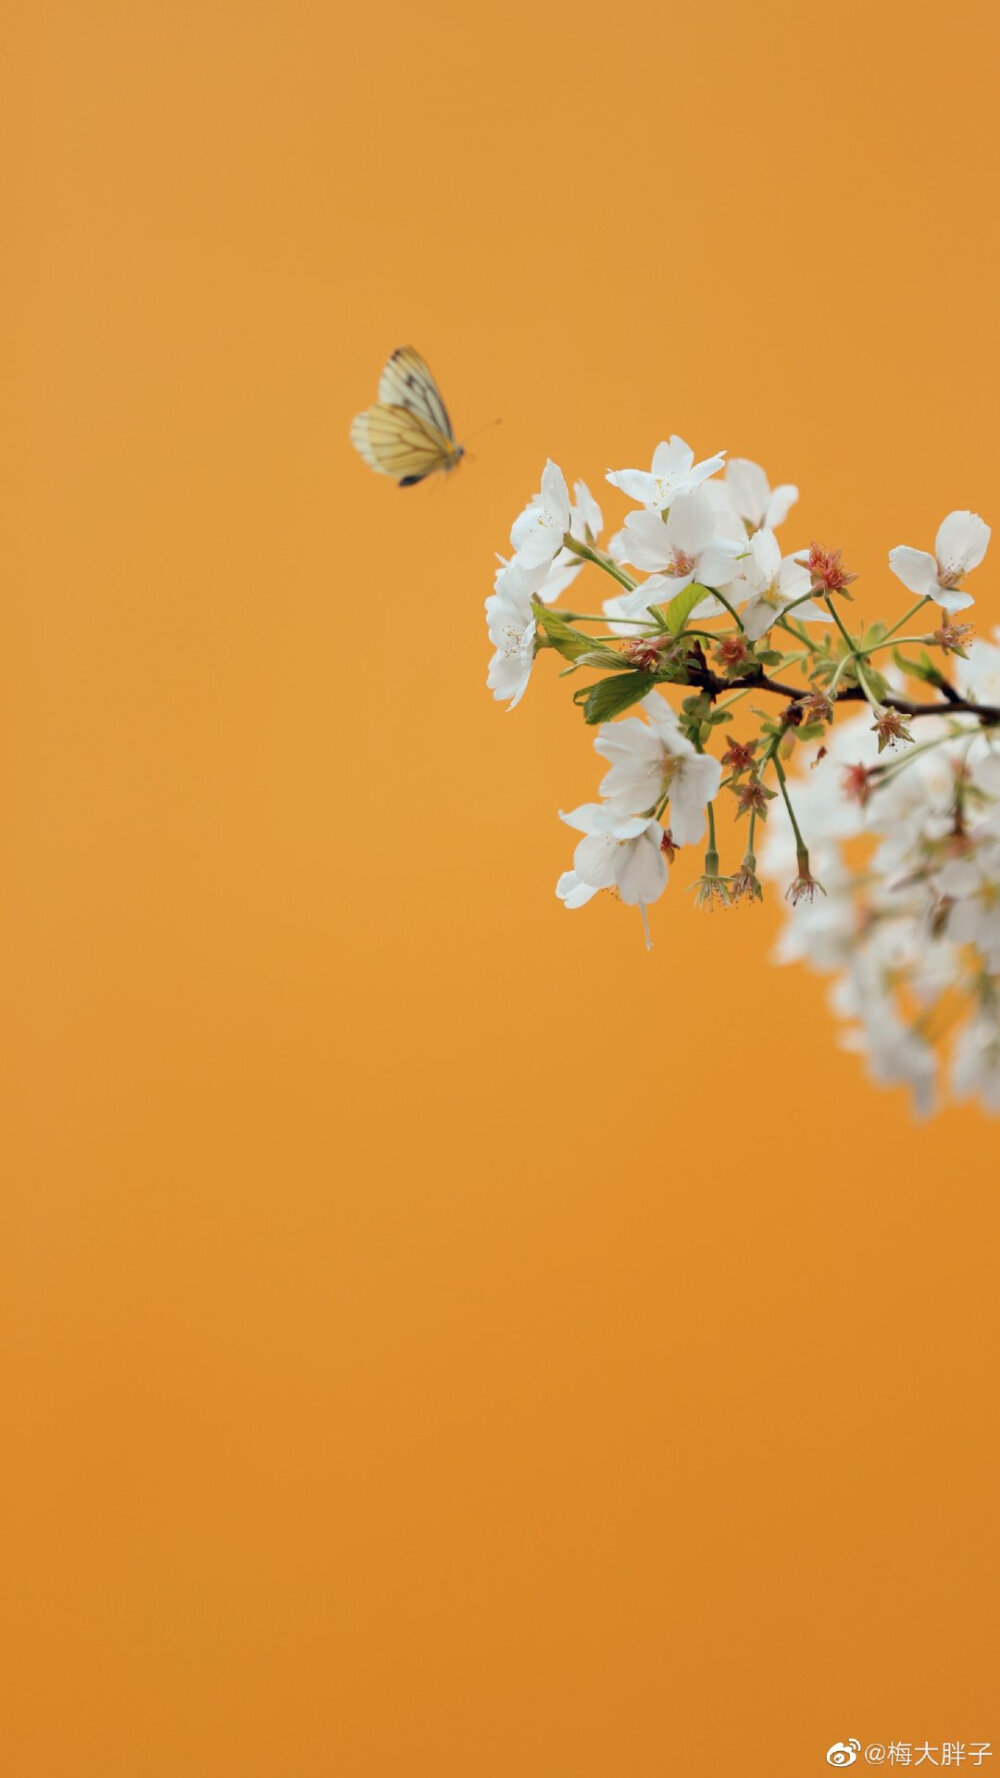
[463,417,502,447]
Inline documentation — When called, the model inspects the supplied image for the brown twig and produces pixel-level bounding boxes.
[686,663,1000,726]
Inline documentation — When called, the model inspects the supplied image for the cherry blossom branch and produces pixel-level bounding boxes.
[681,661,1000,725]
[484,445,1000,1112]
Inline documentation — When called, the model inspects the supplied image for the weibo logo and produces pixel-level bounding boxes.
[826,1742,861,1767]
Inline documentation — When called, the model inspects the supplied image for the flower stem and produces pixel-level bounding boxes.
[870,723,978,785]
[561,535,637,592]
[883,595,930,642]
[854,633,934,657]
[557,609,648,625]
[712,587,746,632]
[823,594,880,708]
[772,750,808,855]
[823,593,857,652]
[782,591,825,620]
[777,611,812,645]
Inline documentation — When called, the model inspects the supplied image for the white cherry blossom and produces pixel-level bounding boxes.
[594,694,721,844]
[889,510,991,613]
[557,804,668,944]
[606,436,725,510]
[509,459,572,571]
[485,426,1000,1112]
[485,560,544,709]
[531,480,604,605]
[953,1016,1000,1111]
[737,528,832,640]
[839,992,937,1117]
[959,628,1000,706]
[614,490,745,617]
[725,458,798,533]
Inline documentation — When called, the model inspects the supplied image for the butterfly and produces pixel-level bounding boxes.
[350,347,464,487]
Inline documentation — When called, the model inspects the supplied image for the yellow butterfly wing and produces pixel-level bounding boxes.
[377,346,455,442]
[350,404,458,485]
[351,346,463,485]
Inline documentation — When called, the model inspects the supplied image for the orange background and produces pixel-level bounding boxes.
[2,1,998,1773]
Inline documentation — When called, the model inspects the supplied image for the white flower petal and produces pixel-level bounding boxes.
[777,557,813,601]
[615,832,668,906]
[791,599,835,624]
[599,764,664,814]
[668,754,722,845]
[726,458,770,527]
[652,437,693,480]
[574,831,622,889]
[935,509,990,575]
[559,804,649,839]
[513,529,562,570]
[622,509,673,570]
[533,553,583,605]
[682,451,726,491]
[741,598,774,641]
[493,556,546,598]
[559,802,608,837]
[572,479,603,537]
[749,528,782,587]
[605,467,658,505]
[613,574,673,619]
[698,540,745,588]
[888,545,939,597]
[936,584,976,615]
[640,691,682,732]
[486,622,534,708]
[764,483,798,529]
[509,499,543,551]
[556,869,599,909]
[540,458,571,528]
[593,716,653,756]
[666,489,714,556]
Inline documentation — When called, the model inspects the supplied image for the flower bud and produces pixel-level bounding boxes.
[795,542,858,599]
[732,776,777,820]
[786,848,826,905]
[621,634,675,672]
[691,849,733,911]
[932,621,973,656]
[798,690,834,724]
[714,635,752,673]
[730,855,764,904]
[721,736,759,775]
[871,707,914,753]
[842,761,873,806]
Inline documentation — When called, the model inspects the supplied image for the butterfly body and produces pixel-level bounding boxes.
[351,347,463,486]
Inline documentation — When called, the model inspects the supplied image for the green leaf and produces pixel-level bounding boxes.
[681,694,712,723]
[893,647,948,687]
[575,648,631,670]
[575,672,656,725]
[533,603,596,662]
[664,581,710,635]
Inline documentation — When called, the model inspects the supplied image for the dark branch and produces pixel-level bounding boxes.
[686,662,1000,726]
